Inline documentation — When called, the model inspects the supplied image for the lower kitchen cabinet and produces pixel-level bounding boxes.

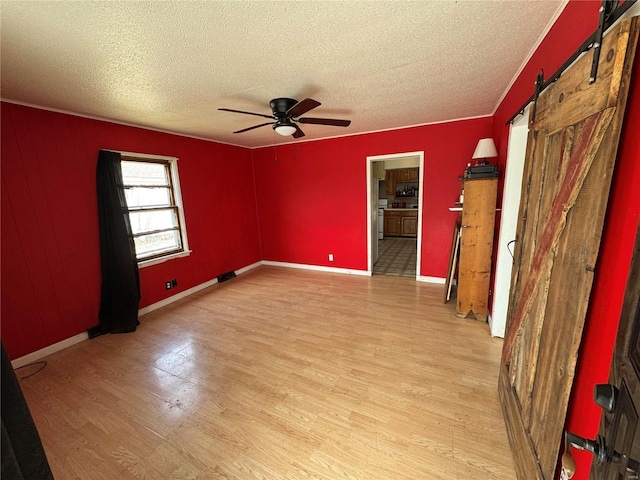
[384,215,401,236]
[401,216,418,236]
[384,210,418,237]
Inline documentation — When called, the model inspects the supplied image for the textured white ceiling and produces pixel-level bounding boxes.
[1,1,564,148]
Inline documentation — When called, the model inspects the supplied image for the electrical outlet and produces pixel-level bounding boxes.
[165,281,172,290]
[329,254,334,262]
[171,278,177,288]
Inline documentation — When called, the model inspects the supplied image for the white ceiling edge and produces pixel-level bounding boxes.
[1,98,492,151]
[255,114,494,150]
[491,0,570,117]
[0,98,249,149]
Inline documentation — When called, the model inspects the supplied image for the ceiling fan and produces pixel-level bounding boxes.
[218,98,351,138]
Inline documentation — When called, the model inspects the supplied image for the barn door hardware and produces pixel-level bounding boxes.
[590,0,618,83]
[507,0,637,125]
[529,69,545,126]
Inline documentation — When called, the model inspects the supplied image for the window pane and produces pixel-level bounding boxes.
[122,161,169,186]
[125,186,171,208]
[129,209,178,235]
[134,231,181,259]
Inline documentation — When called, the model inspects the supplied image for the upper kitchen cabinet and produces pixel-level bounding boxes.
[386,168,419,196]
[394,168,419,183]
[385,170,395,195]
[372,161,386,180]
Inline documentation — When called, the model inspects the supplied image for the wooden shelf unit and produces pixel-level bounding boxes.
[455,177,498,322]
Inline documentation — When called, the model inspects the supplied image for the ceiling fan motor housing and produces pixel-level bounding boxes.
[270,98,297,117]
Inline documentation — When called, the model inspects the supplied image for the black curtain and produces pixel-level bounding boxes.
[1,343,54,480]
[96,150,140,334]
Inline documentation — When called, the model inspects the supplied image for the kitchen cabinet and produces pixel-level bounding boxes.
[386,168,419,196]
[385,170,395,195]
[384,210,418,237]
[456,177,498,322]
[393,168,419,183]
[373,162,386,180]
[384,215,401,236]
[401,216,418,236]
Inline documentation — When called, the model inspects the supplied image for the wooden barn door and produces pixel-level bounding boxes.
[499,17,639,480]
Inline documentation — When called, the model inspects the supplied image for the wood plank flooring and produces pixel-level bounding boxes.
[18,266,516,479]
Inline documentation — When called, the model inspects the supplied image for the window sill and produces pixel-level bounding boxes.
[138,250,192,269]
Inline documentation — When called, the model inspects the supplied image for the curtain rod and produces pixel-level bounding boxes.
[506,0,637,126]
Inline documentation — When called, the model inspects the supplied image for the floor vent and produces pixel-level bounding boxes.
[86,325,102,339]
[217,271,236,283]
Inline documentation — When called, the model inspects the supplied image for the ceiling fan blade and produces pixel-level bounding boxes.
[292,124,305,138]
[298,117,351,127]
[219,108,274,120]
[287,98,321,118]
[233,122,274,134]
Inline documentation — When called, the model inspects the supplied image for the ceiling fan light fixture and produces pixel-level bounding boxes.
[274,123,297,136]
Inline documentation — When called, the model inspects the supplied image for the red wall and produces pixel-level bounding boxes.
[252,119,492,276]
[1,103,261,360]
[492,2,640,478]
[1,105,491,360]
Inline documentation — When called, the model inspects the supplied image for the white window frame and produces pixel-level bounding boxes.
[119,151,191,268]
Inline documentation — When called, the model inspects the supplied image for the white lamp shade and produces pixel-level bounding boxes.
[472,138,498,159]
[275,124,297,136]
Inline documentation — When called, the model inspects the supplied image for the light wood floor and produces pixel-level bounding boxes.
[19,266,516,479]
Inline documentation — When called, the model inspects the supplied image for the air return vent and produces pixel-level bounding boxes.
[217,271,236,283]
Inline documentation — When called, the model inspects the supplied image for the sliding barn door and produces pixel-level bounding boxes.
[499,17,639,480]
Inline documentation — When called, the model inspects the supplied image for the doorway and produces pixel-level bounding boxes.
[366,152,424,278]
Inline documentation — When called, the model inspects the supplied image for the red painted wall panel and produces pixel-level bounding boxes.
[1,103,261,360]
[492,2,639,478]
[252,118,492,276]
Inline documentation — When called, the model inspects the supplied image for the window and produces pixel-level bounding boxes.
[120,153,189,265]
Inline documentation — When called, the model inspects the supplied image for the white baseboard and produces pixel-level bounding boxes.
[416,275,446,284]
[10,261,264,366]
[10,260,434,366]
[488,312,505,338]
[138,260,263,317]
[235,260,262,275]
[11,332,89,368]
[261,260,370,276]
[138,278,219,316]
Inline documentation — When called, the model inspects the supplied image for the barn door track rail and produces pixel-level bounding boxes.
[507,0,637,125]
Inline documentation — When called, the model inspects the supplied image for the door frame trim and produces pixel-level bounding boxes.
[366,151,424,277]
